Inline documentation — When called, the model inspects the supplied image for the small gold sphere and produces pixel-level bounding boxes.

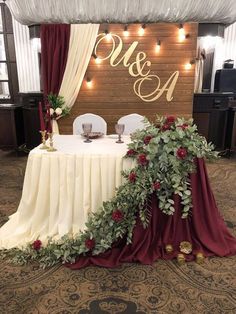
[177,253,186,265]
[165,244,174,254]
[196,252,205,264]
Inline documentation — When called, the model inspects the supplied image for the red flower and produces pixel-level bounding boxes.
[143,135,152,145]
[178,123,189,130]
[32,240,42,251]
[126,149,136,156]
[177,147,187,159]
[166,116,176,124]
[112,209,124,222]
[129,171,136,183]
[85,238,95,250]
[161,124,171,131]
[138,153,149,166]
[153,181,161,190]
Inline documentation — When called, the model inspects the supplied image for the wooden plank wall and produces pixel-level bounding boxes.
[59,23,198,134]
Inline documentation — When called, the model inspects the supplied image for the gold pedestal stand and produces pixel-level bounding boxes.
[39,130,49,150]
[47,133,57,152]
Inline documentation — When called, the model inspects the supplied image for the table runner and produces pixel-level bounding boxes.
[67,158,236,269]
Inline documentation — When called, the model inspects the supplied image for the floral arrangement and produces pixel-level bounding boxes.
[47,93,69,119]
[0,116,218,267]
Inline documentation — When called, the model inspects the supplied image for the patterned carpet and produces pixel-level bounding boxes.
[0,150,236,314]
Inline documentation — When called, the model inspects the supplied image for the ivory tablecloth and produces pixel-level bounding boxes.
[0,135,134,248]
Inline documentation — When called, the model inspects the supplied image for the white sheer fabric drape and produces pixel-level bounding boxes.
[6,0,236,25]
[12,18,40,92]
[59,24,99,111]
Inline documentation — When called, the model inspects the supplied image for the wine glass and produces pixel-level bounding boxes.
[82,123,92,143]
[115,124,125,143]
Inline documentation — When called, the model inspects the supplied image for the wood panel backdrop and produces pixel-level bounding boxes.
[59,23,198,134]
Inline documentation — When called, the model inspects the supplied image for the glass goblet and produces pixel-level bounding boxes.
[82,123,92,143]
[115,123,125,143]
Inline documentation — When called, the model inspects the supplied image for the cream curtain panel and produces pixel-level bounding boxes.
[59,24,99,111]
[6,0,236,25]
[51,24,99,134]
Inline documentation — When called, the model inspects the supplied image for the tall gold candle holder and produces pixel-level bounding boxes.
[39,130,49,150]
[47,132,57,152]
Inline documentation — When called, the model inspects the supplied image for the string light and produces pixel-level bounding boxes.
[155,40,161,52]
[123,25,129,37]
[138,24,146,36]
[86,78,92,88]
[104,29,112,41]
[93,53,101,64]
[184,60,195,70]
[179,24,186,41]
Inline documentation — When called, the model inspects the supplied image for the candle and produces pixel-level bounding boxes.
[38,102,45,131]
[46,102,52,133]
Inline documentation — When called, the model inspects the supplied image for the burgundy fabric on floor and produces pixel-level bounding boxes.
[40,24,70,97]
[67,158,236,269]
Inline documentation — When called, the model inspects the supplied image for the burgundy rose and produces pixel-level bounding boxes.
[165,116,176,124]
[32,239,42,251]
[138,153,149,166]
[161,124,171,131]
[178,123,189,130]
[126,149,136,156]
[129,171,136,183]
[144,135,152,145]
[85,238,95,250]
[153,181,161,190]
[176,147,187,159]
[112,209,124,222]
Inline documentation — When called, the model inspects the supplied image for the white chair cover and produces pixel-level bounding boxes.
[73,113,107,135]
[118,113,145,135]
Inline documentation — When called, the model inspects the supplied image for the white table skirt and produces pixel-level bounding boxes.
[0,135,134,249]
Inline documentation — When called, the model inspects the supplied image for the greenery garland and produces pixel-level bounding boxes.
[0,116,218,268]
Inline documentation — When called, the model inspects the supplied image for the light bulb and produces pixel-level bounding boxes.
[86,79,92,88]
[123,25,129,37]
[105,32,112,41]
[95,57,101,64]
[156,41,161,52]
[185,63,192,70]
[138,25,145,36]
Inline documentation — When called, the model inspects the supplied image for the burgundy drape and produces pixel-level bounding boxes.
[67,159,236,269]
[40,24,70,97]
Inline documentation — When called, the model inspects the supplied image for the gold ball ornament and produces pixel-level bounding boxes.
[196,252,205,264]
[179,241,192,254]
[165,244,174,254]
[177,253,186,265]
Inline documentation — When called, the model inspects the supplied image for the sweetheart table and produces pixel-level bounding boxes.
[0,135,135,249]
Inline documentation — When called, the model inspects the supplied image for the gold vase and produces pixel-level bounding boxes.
[165,244,174,254]
[196,252,205,264]
[177,253,186,265]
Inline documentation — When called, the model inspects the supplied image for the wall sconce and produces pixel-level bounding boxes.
[93,53,101,64]
[138,24,146,36]
[123,25,129,37]
[184,60,195,70]
[155,40,161,52]
[104,29,112,41]
[86,78,92,88]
